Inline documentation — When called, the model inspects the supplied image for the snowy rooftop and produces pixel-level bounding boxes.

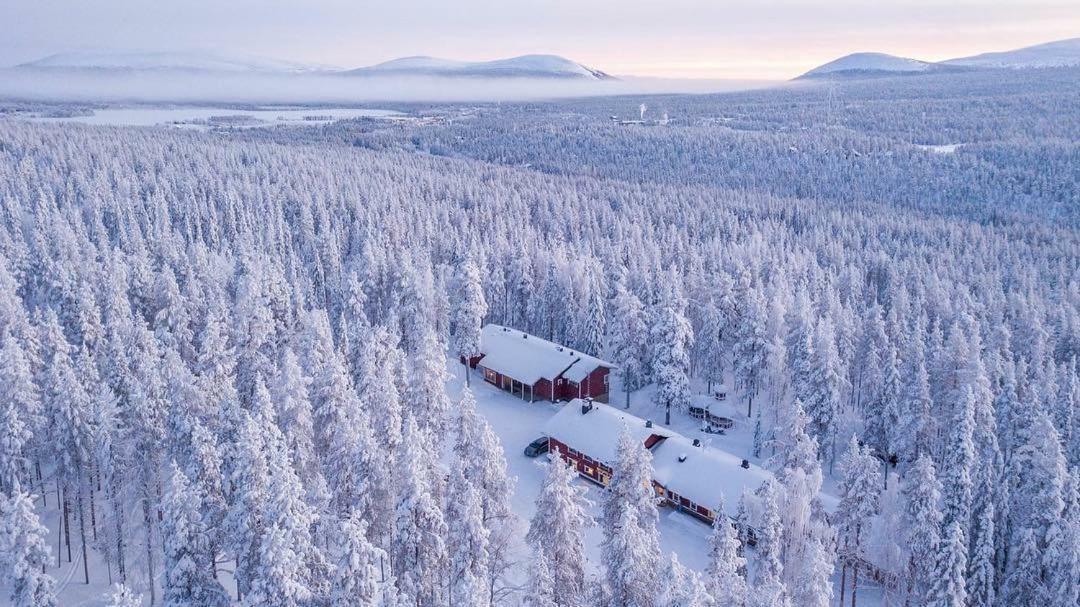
[650,434,774,517]
[543,399,669,465]
[479,324,615,386]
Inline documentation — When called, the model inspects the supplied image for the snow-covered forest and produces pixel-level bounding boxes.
[0,67,1078,607]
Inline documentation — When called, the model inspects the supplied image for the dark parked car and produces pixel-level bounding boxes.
[524,436,550,457]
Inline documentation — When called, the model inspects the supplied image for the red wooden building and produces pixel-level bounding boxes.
[541,399,813,532]
[468,325,614,403]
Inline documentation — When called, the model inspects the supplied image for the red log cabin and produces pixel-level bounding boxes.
[541,398,811,533]
[467,325,615,403]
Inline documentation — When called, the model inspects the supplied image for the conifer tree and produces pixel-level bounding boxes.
[609,282,649,408]
[526,460,591,607]
[704,497,747,607]
[651,275,693,425]
[450,255,487,386]
[0,484,58,607]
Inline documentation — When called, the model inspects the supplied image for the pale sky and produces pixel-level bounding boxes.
[3,0,1079,79]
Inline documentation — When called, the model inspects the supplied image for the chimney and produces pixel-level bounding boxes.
[741,459,750,469]
[581,400,594,415]
[678,454,687,463]
[692,438,701,448]
[645,420,653,428]
[522,333,528,339]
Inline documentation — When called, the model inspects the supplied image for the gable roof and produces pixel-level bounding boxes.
[650,434,774,517]
[479,324,614,386]
[543,400,668,466]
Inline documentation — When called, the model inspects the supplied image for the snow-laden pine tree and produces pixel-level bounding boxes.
[927,520,968,607]
[601,424,660,538]
[103,584,142,607]
[609,281,649,408]
[0,332,37,495]
[392,416,448,607]
[0,483,57,607]
[451,388,517,603]
[404,324,452,436]
[651,273,693,425]
[902,454,942,605]
[752,479,791,607]
[656,553,710,607]
[604,503,658,607]
[1042,469,1079,607]
[523,549,558,607]
[893,319,933,464]
[733,276,768,419]
[446,459,491,607]
[704,496,747,607]
[160,463,228,607]
[270,347,328,511]
[835,435,880,607]
[794,533,835,607]
[526,459,591,607]
[450,254,487,386]
[805,316,846,461]
[330,514,393,607]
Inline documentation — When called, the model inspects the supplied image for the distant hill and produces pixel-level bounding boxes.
[18,50,335,74]
[797,52,939,79]
[346,54,615,80]
[798,38,1080,80]
[942,37,1080,69]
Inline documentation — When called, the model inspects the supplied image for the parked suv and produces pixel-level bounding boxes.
[524,436,550,457]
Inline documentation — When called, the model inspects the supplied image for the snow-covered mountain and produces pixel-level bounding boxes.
[942,37,1080,69]
[347,54,615,80]
[799,38,1080,80]
[797,52,938,79]
[18,50,336,73]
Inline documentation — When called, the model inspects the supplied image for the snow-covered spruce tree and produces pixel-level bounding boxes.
[404,324,453,436]
[804,315,846,463]
[270,347,329,512]
[609,281,649,408]
[893,320,933,464]
[526,459,591,607]
[331,514,393,607]
[0,332,37,495]
[0,483,57,607]
[940,384,975,548]
[573,269,607,357]
[704,496,747,607]
[452,388,517,603]
[604,502,658,607]
[794,533,835,607]
[523,549,558,607]
[223,410,270,601]
[834,435,880,607]
[927,520,968,607]
[1042,470,1079,607]
[902,454,942,605]
[445,458,491,607]
[160,463,228,607]
[650,274,693,425]
[656,553,710,607]
[103,584,143,607]
[601,425,660,537]
[450,254,487,386]
[733,276,768,419]
[392,416,448,607]
[752,478,790,607]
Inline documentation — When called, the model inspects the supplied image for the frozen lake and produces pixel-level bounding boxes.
[19,105,402,128]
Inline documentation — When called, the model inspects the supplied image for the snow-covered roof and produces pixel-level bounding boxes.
[650,434,774,518]
[479,324,614,386]
[543,400,668,465]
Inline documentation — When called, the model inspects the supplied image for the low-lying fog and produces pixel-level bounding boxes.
[0,68,775,104]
